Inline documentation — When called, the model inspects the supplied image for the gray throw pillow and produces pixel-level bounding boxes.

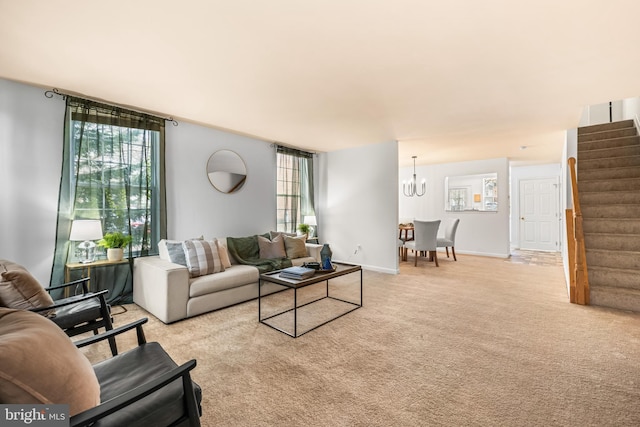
[166,242,187,266]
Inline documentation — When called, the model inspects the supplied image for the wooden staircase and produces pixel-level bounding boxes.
[577,119,640,312]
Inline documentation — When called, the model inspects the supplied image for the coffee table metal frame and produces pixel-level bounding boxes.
[258,262,362,338]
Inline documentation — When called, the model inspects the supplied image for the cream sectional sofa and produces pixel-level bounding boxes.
[133,237,322,324]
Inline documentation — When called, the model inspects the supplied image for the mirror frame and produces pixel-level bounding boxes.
[206,149,247,194]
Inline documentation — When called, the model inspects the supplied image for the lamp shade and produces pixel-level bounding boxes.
[69,220,103,241]
[304,215,317,226]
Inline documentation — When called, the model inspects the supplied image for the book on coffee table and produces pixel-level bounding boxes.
[279,266,316,280]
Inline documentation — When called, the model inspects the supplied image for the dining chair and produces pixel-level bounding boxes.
[403,220,440,267]
[437,218,460,261]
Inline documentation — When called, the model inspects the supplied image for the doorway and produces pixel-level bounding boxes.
[518,178,560,251]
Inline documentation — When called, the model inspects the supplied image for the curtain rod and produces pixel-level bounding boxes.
[44,88,178,126]
[271,142,317,156]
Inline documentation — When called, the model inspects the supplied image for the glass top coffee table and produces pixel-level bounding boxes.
[259,262,362,338]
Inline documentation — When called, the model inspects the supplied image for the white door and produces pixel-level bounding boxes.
[519,178,559,251]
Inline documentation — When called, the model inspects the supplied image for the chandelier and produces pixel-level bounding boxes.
[402,156,426,197]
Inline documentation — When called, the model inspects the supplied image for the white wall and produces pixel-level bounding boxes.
[0,79,65,284]
[165,122,276,240]
[579,98,640,127]
[318,141,399,274]
[399,157,510,258]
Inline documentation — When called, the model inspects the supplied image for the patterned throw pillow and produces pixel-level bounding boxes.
[258,235,287,259]
[182,239,224,278]
[284,235,308,259]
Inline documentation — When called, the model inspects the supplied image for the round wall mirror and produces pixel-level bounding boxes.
[206,150,247,193]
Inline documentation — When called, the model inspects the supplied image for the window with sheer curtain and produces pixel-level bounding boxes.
[276,146,315,234]
[50,97,166,303]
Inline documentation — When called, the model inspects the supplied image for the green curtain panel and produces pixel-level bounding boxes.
[50,97,166,303]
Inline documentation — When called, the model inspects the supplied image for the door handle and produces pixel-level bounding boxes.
[520,217,525,220]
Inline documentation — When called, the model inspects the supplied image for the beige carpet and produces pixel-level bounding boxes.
[81,254,640,426]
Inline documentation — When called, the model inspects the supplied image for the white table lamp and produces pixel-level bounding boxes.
[69,220,103,263]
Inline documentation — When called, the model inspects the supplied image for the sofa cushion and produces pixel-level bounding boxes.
[189,265,260,297]
[0,307,100,416]
[284,235,308,259]
[0,262,55,313]
[258,234,286,259]
[183,239,224,278]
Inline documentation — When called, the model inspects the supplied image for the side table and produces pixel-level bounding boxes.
[64,259,128,296]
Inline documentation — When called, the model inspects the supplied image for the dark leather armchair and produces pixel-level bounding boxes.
[32,278,117,355]
[72,318,202,427]
[0,259,116,355]
[0,308,201,427]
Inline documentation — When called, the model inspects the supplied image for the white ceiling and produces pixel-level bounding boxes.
[2,0,640,167]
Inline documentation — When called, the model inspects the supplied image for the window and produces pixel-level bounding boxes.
[69,116,162,255]
[448,188,468,211]
[276,146,315,233]
[51,97,166,303]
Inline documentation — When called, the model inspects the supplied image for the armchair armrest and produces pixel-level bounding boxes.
[30,289,109,313]
[74,318,148,349]
[46,277,90,294]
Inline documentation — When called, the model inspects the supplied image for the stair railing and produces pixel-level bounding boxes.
[567,157,590,305]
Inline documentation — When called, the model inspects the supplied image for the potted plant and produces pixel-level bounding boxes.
[97,231,133,261]
[297,223,310,236]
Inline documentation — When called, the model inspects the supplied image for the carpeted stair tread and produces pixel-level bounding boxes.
[577,145,640,161]
[584,232,640,251]
[581,204,640,218]
[577,165,640,180]
[586,249,640,269]
[579,190,640,205]
[582,218,640,234]
[590,285,640,312]
[577,119,635,135]
[578,177,640,192]
[578,154,640,169]
[577,127,637,142]
[578,135,640,151]
[588,266,640,290]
